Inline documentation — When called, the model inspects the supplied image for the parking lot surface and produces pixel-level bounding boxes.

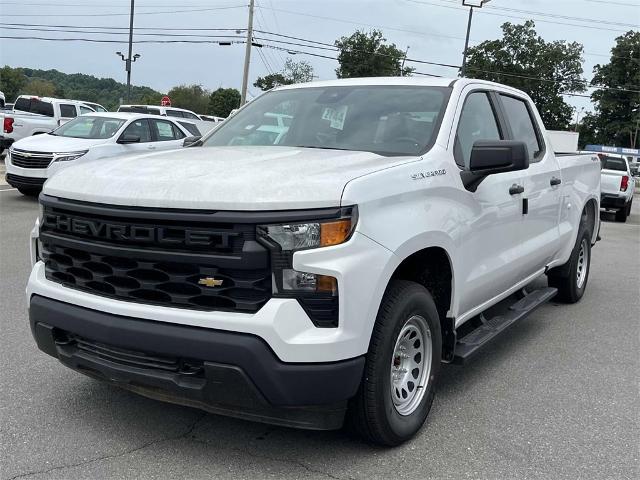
[1,190,638,480]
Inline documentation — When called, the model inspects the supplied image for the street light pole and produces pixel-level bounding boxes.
[461,0,491,78]
[126,0,135,102]
[240,0,255,105]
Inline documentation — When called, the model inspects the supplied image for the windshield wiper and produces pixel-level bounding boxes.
[293,145,353,151]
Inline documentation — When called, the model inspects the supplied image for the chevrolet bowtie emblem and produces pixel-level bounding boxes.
[198,277,224,287]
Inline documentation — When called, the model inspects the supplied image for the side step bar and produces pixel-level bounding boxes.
[453,287,557,364]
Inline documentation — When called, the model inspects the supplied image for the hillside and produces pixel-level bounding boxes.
[0,66,162,110]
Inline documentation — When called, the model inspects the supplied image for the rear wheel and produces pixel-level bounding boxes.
[547,225,591,303]
[17,187,40,197]
[348,280,441,446]
[615,204,628,222]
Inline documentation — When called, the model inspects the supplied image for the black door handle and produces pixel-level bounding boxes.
[550,177,562,186]
[509,184,525,195]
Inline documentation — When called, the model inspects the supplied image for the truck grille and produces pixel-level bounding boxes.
[10,149,54,169]
[39,197,272,313]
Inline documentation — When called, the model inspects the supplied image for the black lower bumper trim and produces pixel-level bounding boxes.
[6,173,46,190]
[29,295,365,430]
[0,136,13,150]
[600,194,627,209]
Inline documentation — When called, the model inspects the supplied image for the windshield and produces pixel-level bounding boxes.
[203,85,450,156]
[52,116,126,139]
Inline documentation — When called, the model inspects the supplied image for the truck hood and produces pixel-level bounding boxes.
[12,133,106,152]
[43,146,416,210]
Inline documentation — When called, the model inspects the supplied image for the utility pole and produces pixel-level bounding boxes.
[126,0,135,102]
[240,0,255,105]
[400,46,410,76]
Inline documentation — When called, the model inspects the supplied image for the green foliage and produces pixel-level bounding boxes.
[254,58,315,91]
[0,66,27,102]
[465,21,586,130]
[0,66,162,109]
[167,84,210,114]
[582,31,640,148]
[254,73,291,91]
[334,30,413,78]
[24,78,57,97]
[208,88,241,117]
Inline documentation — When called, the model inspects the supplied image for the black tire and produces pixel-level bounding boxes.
[614,205,628,222]
[17,187,40,197]
[547,225,591,303]
[348,280,441,446]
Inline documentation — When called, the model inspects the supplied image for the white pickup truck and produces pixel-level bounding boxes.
[27,78,600,446]
[1,96,95,152]
[599,154,636,222]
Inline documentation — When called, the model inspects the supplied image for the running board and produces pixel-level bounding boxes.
[453,287,557,364]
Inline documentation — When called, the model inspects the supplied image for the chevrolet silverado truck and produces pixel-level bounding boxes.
[27,78,600,446]
[599,154,636,222]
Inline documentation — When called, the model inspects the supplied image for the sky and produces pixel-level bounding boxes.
[0,0,638,116]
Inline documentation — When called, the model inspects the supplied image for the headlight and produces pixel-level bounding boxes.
[256,207,357,328]
[54,150,88,162]
[260,218,354,251]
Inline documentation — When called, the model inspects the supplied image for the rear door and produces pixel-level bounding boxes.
[499,93,562,272]
[149,118,186,151]
[58,103,78,126]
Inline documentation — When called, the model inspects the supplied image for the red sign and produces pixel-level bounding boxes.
[161,96,171,106]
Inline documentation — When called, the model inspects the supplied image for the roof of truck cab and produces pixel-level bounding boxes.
[273,77,526,93]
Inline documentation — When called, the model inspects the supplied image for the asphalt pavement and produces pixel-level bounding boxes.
[1,189,638,480]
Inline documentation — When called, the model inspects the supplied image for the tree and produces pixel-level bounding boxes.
[166,84,210,114]
[583,31,640,148]
[254,73,290,91]
[254,58,315,91]
[465,21,586,130]
[24,78,57,97]
[0,66,27,103]
[208,88,241,117]
[334,30,413,78]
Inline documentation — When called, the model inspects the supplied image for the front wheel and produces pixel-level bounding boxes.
[348,280,441,446]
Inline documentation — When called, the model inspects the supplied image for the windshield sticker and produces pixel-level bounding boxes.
[322,106,348,130]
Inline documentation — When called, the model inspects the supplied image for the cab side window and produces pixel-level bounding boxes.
[499,95,543,162]
[151,119,183,141]
[121,119,152,143]
[454,92,502,169]
[59,104,78,118]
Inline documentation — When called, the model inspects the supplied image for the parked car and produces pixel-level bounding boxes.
[27,78,600,446]
[599,154,636,222]
[1,96,95,152]
[117,104,217,135]
[5,112,196,196]
[80,101,108,113]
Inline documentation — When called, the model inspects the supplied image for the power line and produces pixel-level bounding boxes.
[0,5,247,17]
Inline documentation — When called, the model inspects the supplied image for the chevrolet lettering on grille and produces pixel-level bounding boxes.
[42,214,239,248]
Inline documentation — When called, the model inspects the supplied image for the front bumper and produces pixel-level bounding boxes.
[6,173,46,190]
[29,295,365,430]
[600,193,629,209]
[0,135,13,151]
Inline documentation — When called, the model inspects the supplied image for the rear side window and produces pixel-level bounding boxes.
[178,121,201,136]
[14,97,55,117]
[79,106,94,115]
[118,106,161,115]
[500,95,542,162]
[455,92,502,168]
[182,111,200,120]
[121,119,152,143]
[600,156,627,171]
[166,110,184,118]
[60,104,77,118]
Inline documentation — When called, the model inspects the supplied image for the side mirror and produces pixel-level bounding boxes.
[469,140,529,174]
[117,134,141,144]
[183,136,202,148]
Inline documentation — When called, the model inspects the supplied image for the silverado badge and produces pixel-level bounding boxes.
[198,277,224,287]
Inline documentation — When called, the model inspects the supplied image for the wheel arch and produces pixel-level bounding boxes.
[583,197,598,244]
[388,246,456,362]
